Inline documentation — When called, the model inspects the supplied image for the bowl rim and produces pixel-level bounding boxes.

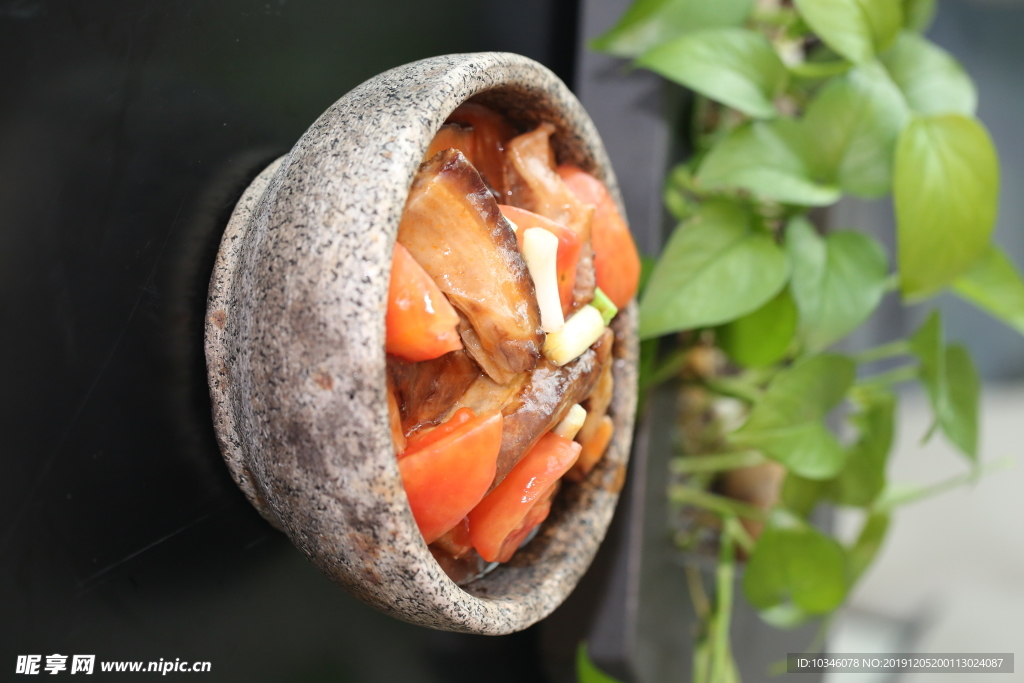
[205,51,638,634]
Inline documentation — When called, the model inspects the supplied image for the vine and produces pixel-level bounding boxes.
[579,0,1021,680]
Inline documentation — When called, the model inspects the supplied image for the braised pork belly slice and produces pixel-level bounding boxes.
[423,123,474,165]
[444,328,613,488]
[398,149,543,383]
[446,102,517,198]
[505,123,597,309]
[388,350,481,435]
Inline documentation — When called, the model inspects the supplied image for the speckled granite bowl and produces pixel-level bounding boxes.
[205,52,638,634]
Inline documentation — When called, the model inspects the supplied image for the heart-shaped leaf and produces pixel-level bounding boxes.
[908,311,979,460]
[880,32,976,116]
[803,62,909,196]
[952,245,1024,338]
[743,509,849,619]
[828,386,895,506]
[787,218,890,351]
[698,120,841,206]
[848,511,890,581]
[894,114,999,299]
[794,0,902,63]
[717,287,798,368]
[902,0,935,32]
[639,201,789,339]
[591,0,754,58]
[636,28,787,118]
[731,354,856,478]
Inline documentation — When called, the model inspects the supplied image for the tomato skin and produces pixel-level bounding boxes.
[557,165,641,309]
[398,409,503,544]
[493,483,558,562]
[468,432,581,562]
[498,205,582,315]
[403,407,474,456]
[386,242,463,362]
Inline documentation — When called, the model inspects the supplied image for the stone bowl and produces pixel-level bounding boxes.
[204,52,638,635]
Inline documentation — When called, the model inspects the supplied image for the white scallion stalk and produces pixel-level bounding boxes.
[506,218,519,233]
[522,228,564,334]
[553,404,587,440]
[543,305,605,366]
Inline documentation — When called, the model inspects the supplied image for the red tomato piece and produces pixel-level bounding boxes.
[493,483,559,563]
[398,409,503,544]
[386,242,463,362]
[557,165,641,309]
[468,431,581,562]
[568,415,614,483]
[403,407,475,457]
[498,204,582,316]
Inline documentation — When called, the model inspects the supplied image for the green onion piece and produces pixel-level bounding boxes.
[592,287,618,325]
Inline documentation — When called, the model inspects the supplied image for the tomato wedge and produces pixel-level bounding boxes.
[557,165,641,309]
[398,409,503,544]
[468,431,581,562]
[403,407,474,454]
[498,204,582,316]
[568,415,614,482]
[386,242,463,362]
[493,483,559,563]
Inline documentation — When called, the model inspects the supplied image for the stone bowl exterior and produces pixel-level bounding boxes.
[205,52,638,634]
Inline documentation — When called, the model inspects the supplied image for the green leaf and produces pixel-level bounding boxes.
[730,354,856,478]
[698,120,841,206]
[828,387,895,506]
[743,510,849,618]
[802,62,909,196]
[943,345,980,460]
[894,114,1000,299]
[639,201,789,339]
[781,473,824,517]
[902,0,935,32]
[717,287,797,367]
[880,32,977,116]
[591,0,754,58]
[952,245,1024,337]
[636,28,787,118]
[848,512,890,581]
[786,218,890,351]
[576,642,624,683]
[908,311,980,460]
[794,0,902,63]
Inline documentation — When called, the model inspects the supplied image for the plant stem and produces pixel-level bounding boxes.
[669,485,768,521]
[685,563,711,620]
[851,339,913,364]
[874,457,1014,512]
[857,363,919,388]
[648,348,687,388]
[671,450,765,474]
[710,518,737,683]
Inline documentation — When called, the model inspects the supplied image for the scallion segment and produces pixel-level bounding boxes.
[522,227,564,333]
[591,287,619,325]
[543,305,606,366]
[553,404,587,440]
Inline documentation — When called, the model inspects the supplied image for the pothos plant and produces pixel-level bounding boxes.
[575,0,1021,681]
